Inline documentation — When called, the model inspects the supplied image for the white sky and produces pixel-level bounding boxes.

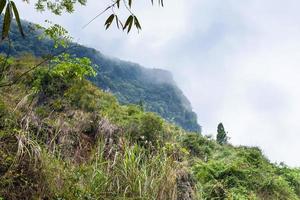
[18,0,300,167]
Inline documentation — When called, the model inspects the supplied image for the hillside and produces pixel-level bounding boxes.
[1,55,300,199]
[0,18,201,133]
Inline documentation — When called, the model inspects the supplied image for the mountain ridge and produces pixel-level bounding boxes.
[0,18,201,132]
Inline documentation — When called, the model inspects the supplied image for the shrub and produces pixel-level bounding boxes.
[192,147,300,200]
[31,54,96,103]
[181,133,215,160]
[138,113,164,148]
[276,166,300,196]
[259,176,299,200]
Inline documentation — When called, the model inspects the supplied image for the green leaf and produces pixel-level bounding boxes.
[134,16,142,30]
[128,0,132,8]
[115,15,120,29]
[10,1,25,37]
[2,3,11,40]
[104,14,115,30]
[123,15,133,33]
[127,19,133,33]
[0,0,6,15]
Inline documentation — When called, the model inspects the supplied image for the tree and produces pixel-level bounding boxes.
[216,123,228,145]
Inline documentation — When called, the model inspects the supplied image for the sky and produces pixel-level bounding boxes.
[18,0,300,167]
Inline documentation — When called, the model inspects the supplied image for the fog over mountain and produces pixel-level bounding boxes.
[17,0,300,166]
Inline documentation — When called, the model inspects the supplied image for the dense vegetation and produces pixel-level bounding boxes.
[0,18,201,133]
[1,55,300,200]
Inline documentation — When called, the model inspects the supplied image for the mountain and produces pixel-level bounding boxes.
[0,18,201,133]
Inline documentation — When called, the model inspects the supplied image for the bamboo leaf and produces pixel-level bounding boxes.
[127,18,133,33]
[115,15,120,29]
[123,15,133,32]
[2,3,11,40]
[116,0,120,8]
[104,14,115,30]
[0,0,6,15]
[10,1,25,37]
[134,16,141,30]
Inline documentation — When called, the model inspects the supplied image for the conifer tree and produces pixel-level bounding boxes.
[216,123,228,145]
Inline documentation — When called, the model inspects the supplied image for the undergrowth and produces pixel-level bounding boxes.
[0,56,300,200]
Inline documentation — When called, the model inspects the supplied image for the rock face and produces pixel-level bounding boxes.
[177,171,196,200]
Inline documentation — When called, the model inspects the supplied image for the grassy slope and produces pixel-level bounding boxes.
[0,56,300,200]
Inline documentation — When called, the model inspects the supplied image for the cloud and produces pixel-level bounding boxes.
[18,0,300,166]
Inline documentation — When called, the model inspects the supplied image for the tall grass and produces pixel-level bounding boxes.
[42,141,180,200]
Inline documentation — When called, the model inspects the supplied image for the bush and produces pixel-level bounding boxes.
[192,147,300,200]
[138,113,164,148]
[259,176,298,200]
[32,68,69,101]
[276,166,300,196]
[181,133,215,160]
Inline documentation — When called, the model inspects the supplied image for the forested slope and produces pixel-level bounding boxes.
[0,18,201,133]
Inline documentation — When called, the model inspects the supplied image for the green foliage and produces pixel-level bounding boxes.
[91,143,177,199]
[217,123,228,145]
[1,4,299,199]
[3,0,164,39]
[192,146,300,200]
[40,143,178,200]
[1,55,300,200]
[82,0,164,33]
[32,53,96,94]
[0,98,17,130]
[181,133,216,160]
[64,78,119,113]
[139,112,164,147]
[123,15,142,33]
[0,0,24,40]
[259,176,298,200]
[36,20,72,48]
[0,54,14,81]
[50,53,96,79]
[276,165,300,196]
[163,142,189,162]
[35,0,87,15]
